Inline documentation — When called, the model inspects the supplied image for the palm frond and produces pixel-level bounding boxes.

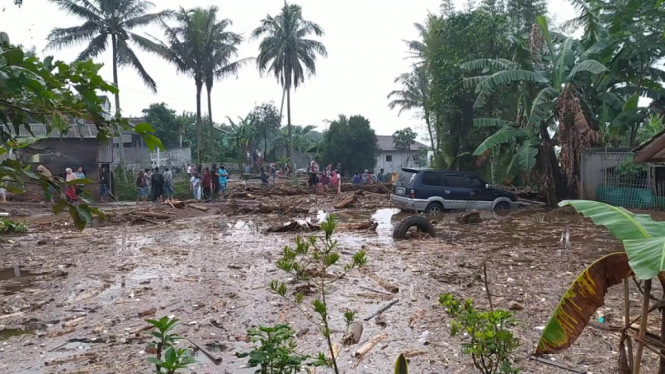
[116,36,157,92]
[76,32,108,60]
[48,0,103,22]
[124,10,174,29]
[213,57,254,79]
[45,21,99,50]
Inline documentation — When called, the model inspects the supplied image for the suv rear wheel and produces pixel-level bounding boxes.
[425,202,444,216]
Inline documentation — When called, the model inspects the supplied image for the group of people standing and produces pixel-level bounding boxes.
[188,164,229,200]
[306,158,340,190]
[352,168,397,185]
[136,167,173,203]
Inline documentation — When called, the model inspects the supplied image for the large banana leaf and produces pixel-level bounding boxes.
[472,128,526,156]
[561,200,665,280]
[528,87,558,126]
[567,60,609,81]
[536,252,633,355]
[460,58,516,72]
[516,140,540,170]
[559,200,665,240]
[474,70,548,108]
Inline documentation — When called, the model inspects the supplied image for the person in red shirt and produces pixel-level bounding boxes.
[202,167,212,200]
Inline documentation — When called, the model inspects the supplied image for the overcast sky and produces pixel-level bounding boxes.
[1,0,575,142]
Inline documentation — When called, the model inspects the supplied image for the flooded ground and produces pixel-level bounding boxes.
[0,202,662,373]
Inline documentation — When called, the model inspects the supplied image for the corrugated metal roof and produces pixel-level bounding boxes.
[2,123,99,138]
[376,135,428,152]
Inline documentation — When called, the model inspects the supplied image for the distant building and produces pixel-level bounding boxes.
[375,135,428,174]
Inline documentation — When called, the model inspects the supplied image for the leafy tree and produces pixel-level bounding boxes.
[142,103,189,149]
[46,0,171,163]
[320,115,379,176]
[248,102,281,158]
[506,0,548,34]
[227,115,255,159]
[388,65,435,152]
[0,32,161,228]
[423,8,515,172]
[392,128,417,150]
[252,2,327,171]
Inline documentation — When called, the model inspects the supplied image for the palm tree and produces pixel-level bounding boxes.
[252,2,327,173]
[227,115,254,157]
[387,65,435,152]
[136,6,238,162]
[200,10,253,160]
[46,0,171,163]
[271,125,316,155]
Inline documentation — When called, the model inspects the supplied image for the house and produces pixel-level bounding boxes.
[375,135,428,174]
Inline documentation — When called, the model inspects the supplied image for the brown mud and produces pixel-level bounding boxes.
[0,186,662,373]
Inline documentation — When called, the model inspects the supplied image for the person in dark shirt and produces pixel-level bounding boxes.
[260,167,269,186]
[99,167,110,202]
[202,167,212,200]
[151,167,164,202]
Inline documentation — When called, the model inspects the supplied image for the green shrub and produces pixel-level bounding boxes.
[440,294,520,374]
[236,324,310,373]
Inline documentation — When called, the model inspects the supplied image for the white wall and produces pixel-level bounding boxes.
[375,150,420,174]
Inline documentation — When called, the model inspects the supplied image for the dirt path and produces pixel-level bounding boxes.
[0,206,662,373]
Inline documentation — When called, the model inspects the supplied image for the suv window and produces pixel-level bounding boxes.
[397,171,416,186]
[421,171,443,186]
[466,175,484,189]
[442,174,465,188]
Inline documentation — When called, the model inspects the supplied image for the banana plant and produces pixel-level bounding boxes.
[537,200,665,355]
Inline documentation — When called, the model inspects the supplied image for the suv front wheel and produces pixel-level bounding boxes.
[425,202,444,216]
[494,201,510,212]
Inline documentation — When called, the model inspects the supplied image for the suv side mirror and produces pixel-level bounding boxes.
[485,184,491,189]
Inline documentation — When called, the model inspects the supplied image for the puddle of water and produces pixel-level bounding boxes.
[0,266,40,295]
[0,327,35,340]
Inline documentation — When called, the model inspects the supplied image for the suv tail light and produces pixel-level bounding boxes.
[409,189,415,198]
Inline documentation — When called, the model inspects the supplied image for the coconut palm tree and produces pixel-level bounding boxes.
[200,10,253,160]
[46,0,171,163]
[252,2,327,172]
[387,65,435,152]
[136,6,246,162]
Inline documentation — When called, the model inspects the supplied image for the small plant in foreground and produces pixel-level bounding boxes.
[269,214,367,374]
[440,294,520,374]
[0,218,28,234]
[146,316,195,374]
[236,324,311,374]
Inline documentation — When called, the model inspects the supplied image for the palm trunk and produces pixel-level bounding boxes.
[111,35,124,167]
[424,109,435,153]
[207,86,214,161]
[287,86,295,178]
[196,81,203,164]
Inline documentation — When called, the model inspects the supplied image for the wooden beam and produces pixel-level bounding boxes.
[634,134,665,163]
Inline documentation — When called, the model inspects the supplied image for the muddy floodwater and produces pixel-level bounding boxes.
[0,205,662,373]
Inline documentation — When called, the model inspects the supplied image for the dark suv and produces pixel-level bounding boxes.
[390,168,518,214]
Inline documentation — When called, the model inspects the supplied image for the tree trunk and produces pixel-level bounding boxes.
[539,125,566,206]
[264,132,268,161]
[424,110,435,153]
[207,86,214,162]
[195,81,203,164]
[111,35,124,167]
[287,86,295,178]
